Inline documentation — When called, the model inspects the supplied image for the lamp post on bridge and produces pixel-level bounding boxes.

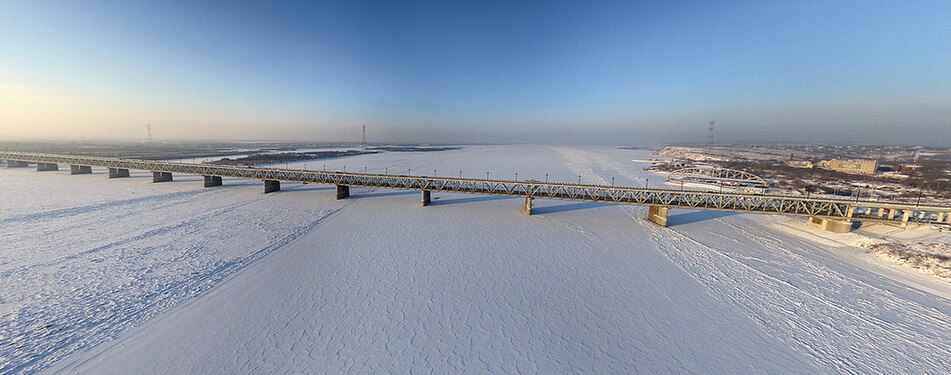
[578,175,581,184]
[646,178,649,189]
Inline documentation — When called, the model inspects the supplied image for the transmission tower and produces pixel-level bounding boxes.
[361,125,367,149]
[705,120,715,154]
[146,124,153,142]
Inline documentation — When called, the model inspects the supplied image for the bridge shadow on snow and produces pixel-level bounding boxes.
[531,201,612,215]
[349,190,417,199]
[221,180,261,187]
[429,195,514,206]
[281,183,333,192]
[667,210,738,226]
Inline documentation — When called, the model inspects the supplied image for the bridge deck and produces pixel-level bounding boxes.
[2,151,950,226]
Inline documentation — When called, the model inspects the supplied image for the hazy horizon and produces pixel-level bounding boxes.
[2,1,950,146]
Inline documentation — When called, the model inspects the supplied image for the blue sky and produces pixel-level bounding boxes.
[1,1,950,145]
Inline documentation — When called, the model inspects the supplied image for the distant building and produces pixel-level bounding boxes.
[818,159,877,175]
[784,160,814,169]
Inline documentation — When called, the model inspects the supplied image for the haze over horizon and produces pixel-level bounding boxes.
[2,1,950,146]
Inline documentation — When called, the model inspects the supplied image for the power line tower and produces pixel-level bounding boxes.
[705,120,715,155]
[361,125,367,149]
[146,124,153,142]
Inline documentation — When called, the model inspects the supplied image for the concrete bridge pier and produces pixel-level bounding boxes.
[108,168,130,178]
[70,165,92,174]
[336,184,350,199]
[36,163,59,171]
[647,205,669,227]
[523,197,533,215]
[876,207,885,218]
[152,172,173,183]
[264,180,281,193]
[203,176,223,187]
[5,160,29,168]
[901,210,912,227]
[808,217,853,233]
[421,190,431,206]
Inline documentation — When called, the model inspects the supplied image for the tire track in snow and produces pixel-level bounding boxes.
[555,146,951,373]
[1,187,350,374]
[718,218,950,332]
[640,220,950,373]
[0,191,267,278]
[5,208,342,374]
[0,186,262,274]
[16,185,247,236]
[0,188,225,224]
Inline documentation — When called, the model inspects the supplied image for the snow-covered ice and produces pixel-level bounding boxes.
[0,145,948,374]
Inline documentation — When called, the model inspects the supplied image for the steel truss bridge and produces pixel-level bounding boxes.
[667,166,768,187]
[2,151,950,230]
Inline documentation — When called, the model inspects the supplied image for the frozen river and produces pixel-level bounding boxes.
[0,145,947,374]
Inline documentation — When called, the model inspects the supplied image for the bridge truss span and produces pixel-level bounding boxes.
[2,151,949,229]
[668,166,768,187]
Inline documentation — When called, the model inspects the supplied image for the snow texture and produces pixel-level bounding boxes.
[0,145,947,374]
[866,242,950,279]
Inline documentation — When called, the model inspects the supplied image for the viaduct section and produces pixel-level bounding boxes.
[3,152,951,233]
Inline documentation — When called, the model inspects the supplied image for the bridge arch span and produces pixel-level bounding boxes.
[668,166,768,187]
